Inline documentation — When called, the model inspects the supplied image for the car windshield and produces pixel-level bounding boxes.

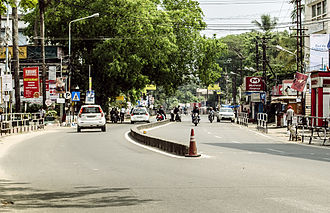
[81,106,102,114]
[220,108,233,113]
[133,109,147,114]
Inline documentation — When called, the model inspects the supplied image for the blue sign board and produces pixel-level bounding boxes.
[72,91,80,102]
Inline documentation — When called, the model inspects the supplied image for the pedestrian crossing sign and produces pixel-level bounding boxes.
[72,91,80,102]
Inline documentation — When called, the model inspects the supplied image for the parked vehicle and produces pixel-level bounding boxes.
[131,107,150,124]
[192,113,200,126]
[216,107,235,122]
[77,105,106,132]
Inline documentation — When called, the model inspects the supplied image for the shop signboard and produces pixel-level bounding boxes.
[23,67,40,98]
[245,77,264,92]
[291,72,308,92]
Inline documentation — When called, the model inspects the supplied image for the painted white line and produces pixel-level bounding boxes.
[322,158,330,161]
[267,148,285,154]
[252,130,272,139]
[215,136,222,139]
[144,122,172,131]
[232,141,241,144]
[207,132,212,134]
[125,131,186,159]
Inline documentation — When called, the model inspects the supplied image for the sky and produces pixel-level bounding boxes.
[197,0,294,38]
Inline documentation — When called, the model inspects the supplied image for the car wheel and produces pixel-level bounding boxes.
[147,120,150,123]
[77,126,81,132]
[102,125,106,132]
[131,121,134,124]
[217,118,220,122]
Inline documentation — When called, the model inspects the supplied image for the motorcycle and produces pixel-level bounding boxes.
[208,112,214,123]
[111,113,119,123]
[156,113,165,121]
[192,113,200,126]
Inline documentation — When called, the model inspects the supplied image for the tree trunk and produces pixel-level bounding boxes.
[34,10,39,45]
[12,1,21,112]
[39,0,46,109]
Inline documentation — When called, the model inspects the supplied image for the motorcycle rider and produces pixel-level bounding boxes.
[191,105,200,122]
[208,107,215,121]
[157,106,166,120]
[173,105,181,121]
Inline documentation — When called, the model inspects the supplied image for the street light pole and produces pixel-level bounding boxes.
[68,13,99,125]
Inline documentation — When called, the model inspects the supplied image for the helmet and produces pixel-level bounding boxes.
[288,105,292,109]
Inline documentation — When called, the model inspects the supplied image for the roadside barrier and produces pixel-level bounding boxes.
[0,113,44,136]
[130,119,189,156]
[257,113,268,133]
[237,112,249,127]
[294,115,330,145]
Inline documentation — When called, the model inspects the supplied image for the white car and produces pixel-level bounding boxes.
[130,107,150,124]
[77,105,106,132]
[217,108,235,122]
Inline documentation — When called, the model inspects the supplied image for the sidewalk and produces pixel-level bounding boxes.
[244,122,330,147]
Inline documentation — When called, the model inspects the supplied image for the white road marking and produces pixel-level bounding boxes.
[207,132,212,134]
[144,122,172,131]
[322,158,330,161]
[232,141,241,144]
[267,148,285,154]
[249,129,272,139]
[215,136,222,139]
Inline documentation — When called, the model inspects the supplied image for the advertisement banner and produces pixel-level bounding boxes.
[245,77,264,91]
[310,34,330,72]
[23,67,40,98]
[291,72,308,92]
[2,74,13,92]
[48,66,56,81]
[55,77,66,94]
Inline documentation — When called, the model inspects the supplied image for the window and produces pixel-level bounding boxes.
[312,0,327,20]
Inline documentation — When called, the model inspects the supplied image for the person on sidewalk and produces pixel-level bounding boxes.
[286,105,294,130]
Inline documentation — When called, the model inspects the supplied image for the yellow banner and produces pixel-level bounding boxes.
[145,84,157,90]
[208,84,220,91]
[0,46,27,59]
[116,96,125,101]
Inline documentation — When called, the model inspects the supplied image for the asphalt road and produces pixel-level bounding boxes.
[1,116,330,212]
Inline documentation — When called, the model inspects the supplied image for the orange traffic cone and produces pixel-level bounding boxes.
[185,129,201,157]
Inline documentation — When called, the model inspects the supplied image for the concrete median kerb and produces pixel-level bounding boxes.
[130,119,189,156]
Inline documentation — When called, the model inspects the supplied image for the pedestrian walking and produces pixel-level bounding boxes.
[286,105,294,130]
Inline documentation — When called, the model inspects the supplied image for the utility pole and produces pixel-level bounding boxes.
[12,0,20,112]
[39,0,47,110]
[295,0,305,115]
[255,38,259,72]
[262,37,267,112]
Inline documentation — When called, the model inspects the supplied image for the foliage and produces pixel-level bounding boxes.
[0,0,37,15]
[22,0,225,109]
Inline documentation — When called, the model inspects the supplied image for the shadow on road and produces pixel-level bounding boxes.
[205,143,330,163]
[0,179,154,210]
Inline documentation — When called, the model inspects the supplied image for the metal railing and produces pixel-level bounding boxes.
[257,113,268,133]
[237,112,249,127]
[0,113,44,135]
[294,115,330,145]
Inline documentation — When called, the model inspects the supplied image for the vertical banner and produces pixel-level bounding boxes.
[48,66,56,81]
[23,67,40,98]
[310,34,329,72]
[291,72,308,92]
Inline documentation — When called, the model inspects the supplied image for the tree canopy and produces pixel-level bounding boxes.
[23,0,225,107]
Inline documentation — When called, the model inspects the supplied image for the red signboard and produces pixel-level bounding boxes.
[245,77,264,91]
[23,67,40,98]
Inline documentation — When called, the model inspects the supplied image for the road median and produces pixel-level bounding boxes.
[130,120,189,156]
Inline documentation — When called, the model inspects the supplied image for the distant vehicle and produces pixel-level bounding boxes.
[156,113,165,121]
[77,105,106,132]
[131,107,150,124]
[216,107,235,122]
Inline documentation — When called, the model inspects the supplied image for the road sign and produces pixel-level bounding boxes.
[85,90,95,104]
[65,92,71,99]
[72,91,80,102]
[45,99,52,106]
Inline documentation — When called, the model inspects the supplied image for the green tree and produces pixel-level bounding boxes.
[23,0,225,109]
[251,14,278,32]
